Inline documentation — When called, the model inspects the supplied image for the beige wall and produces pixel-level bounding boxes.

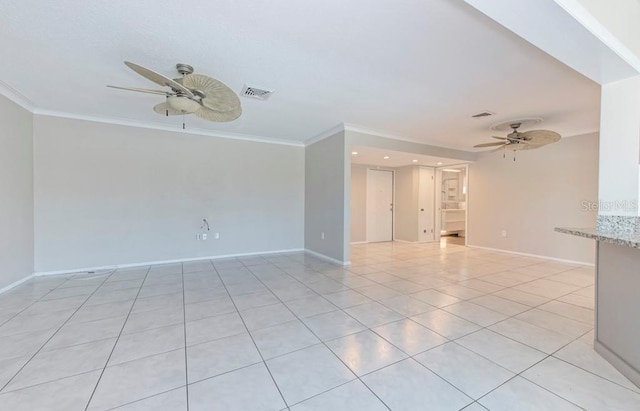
[0,95,34,289]
[394,166,419,242]
[33,115,305,272]
[350,164,367,243]
[468,133,599,264]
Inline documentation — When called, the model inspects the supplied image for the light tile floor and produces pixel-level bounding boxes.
[1,241,639,410]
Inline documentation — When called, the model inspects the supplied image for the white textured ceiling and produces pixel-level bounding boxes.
[0,0,600,149]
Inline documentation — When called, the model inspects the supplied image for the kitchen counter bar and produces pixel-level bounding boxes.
[557,225,640,388]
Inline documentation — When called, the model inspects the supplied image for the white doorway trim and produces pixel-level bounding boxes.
[435,163,469,246]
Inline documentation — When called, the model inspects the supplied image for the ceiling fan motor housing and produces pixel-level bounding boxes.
[176,63,194,76]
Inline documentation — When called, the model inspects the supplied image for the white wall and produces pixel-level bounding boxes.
[598,75,640,216]
[305,132,347,262]
[33,115,305,272]
[0,95,34,289]
[468,133,599,264]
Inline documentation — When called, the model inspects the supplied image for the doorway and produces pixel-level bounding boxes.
[435,165,468,244]
[366,169,393,242]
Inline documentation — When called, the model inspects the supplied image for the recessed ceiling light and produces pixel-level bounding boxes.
[412,159,418,163]
[383,156,390,160]
[437,162,443,165]
[351,151,358,155]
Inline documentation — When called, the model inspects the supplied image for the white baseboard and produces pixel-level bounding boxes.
[392,239,415,244]
[350,241,368,245]
[595,340,640,389]
[33,248,305,277]
[0,273,35,295]
[466,244,594,266]
[304,249,351,266]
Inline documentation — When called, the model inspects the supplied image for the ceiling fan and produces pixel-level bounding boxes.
[473,122,561,152]
[108,61,241,126]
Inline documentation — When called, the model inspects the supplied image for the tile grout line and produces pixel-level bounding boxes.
[249,252,604,407]
[351,245,606,407]
[0,271,117,393]
[181,262,190,411]
[237,256,398,410]
[0,245,609,410]
[207,258,291,410]
[469,327,594,410]
[0,273,78,329]
[83,265,153,411]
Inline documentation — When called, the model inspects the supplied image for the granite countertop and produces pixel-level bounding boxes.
[555,227,640,249]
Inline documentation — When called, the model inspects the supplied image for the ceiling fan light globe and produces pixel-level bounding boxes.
[167,96,201,113]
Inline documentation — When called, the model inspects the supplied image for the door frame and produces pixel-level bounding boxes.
[435,163,469,246]
[365,168,395,243]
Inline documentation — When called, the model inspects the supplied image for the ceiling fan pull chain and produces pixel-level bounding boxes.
[182,112,186,130]
[513,151,516,162]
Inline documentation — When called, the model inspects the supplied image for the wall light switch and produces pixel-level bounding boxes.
[501,230,507,238]
[321,232,325,240]
[214,233,220,240]
[202,233,207,240]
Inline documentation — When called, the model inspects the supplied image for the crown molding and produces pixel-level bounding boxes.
[0,80,35,111]
[32,109,305,147]
[0,84,305,147]
[305,122,479,152]
[343,123,476,152]
[304,123,345,146]
[554,0,640,74]
[343,123,407,141]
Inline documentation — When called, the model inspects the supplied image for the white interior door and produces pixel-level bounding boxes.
[419,167,435,242]
[366,169,393,242]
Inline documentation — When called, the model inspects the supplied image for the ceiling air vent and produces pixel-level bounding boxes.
[471,111,495,118]
[241,84,273,100]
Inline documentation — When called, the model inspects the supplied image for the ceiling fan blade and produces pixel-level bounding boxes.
[124,61,194,97]
[107,85,173,96]
[474,142,506,148]
[491,136,507,140]
[194,105,242,122]
[182,74,241,112]
[518,130,561,146]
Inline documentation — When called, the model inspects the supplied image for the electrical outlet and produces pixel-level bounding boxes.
[214,233,220,240]
[501,230,507,238]
[321,232,325,240]
[202,233,207,240]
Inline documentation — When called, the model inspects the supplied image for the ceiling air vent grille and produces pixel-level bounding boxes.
[472,111,495,118]
[241,85,273,100]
